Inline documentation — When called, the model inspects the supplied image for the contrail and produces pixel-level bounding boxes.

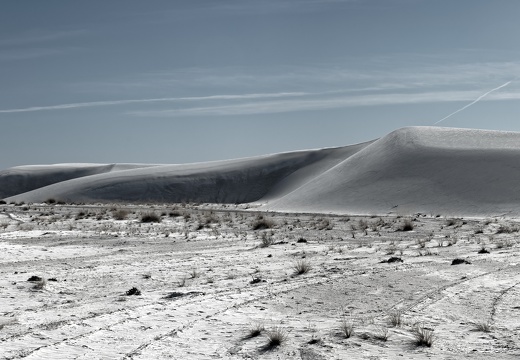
[0,92,307,114]
[433,81,512,125]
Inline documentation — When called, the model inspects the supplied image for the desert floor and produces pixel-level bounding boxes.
[1,203,520,359]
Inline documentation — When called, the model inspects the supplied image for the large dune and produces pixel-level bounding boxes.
[3,126,520,216]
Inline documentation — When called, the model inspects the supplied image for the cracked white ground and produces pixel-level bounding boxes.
[1,204,520,359]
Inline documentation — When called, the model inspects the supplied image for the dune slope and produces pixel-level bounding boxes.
[2,144,368,204]
[265,127,520,216]
[3,127,520,216]
[0,163,157,198]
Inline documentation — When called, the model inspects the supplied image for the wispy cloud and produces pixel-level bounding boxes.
[0,29,88,61]
[72,60,520,97]
[0,29,88,47]
[4,57,518,117]
[129,90,520,117]
[0,92,308,114]
[0,48,68,61]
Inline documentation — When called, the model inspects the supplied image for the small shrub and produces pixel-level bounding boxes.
[140,212,161,223]
[252,218,275,230]
[126,287,141,296]
[385,257,403,264]
[445,218,457,226]
[397,219,414,231]
[190,269,200,279]
[474,322,492,332]
[495,225,518,234]
[389,310,403,327]
[293,260,312,275]
[45,198,56,205]
[412,324,434,347]
[478,247,490,254]
[451,258,471,265]
[264,326,288,349]
[339,319,354,338]
[0,200,6,205]
[358,219,368,231]
[32,278,47,290]
[259,234,275,248]
[373,326,389,341]
[246,322,265,338]
[113,209,129,220]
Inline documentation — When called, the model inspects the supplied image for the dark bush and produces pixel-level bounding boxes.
[451,258,471,265]
[252,218,275,230]
[126,287,141,296]
[112,209,129,220]
[140,212,161,223]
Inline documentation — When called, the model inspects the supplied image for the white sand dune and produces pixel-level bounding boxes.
[3,126,520,216]
[2,144,368,205]
[265,127,520,216]
[0,163,157,199]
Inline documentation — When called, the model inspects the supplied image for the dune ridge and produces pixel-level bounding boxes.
[3,127,520,216]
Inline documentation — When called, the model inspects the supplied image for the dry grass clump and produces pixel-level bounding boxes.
[190,269,200,279]
[412,324,434,347]
[293,260,312,275]
[259,234,275,248]
[495,224,519,234]
[473,321,492,332]
[245,322,265,339]
[263,326,288,349]
[140,212,161,223]
[339,319,354,338]
[388,309,403,327]
[372,326,389,341]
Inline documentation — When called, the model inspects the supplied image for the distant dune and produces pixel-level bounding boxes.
[3,127,520,216]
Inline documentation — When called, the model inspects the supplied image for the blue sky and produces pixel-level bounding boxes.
[1,0,519,169]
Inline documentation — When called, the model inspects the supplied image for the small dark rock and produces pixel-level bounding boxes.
[478,248,490,254]
[297,238,307,243]
[250,277,264,284]
[267,254,272,258]
[384,257,404,263]
[48,278,58,282]
[27,276,42,282]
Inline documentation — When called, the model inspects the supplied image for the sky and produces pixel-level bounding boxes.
[1,0,520,169]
